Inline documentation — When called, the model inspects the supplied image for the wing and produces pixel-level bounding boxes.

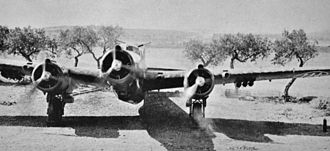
[217,67,330,85]
[142,69,185,90]
[65,67,103,86]
[0,61,102,86]
[0,61,34,82]
[142,66,330,90]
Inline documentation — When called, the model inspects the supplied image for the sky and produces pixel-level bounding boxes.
[0,0,329,34]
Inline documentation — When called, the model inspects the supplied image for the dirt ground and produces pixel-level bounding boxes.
[0,83,329,151]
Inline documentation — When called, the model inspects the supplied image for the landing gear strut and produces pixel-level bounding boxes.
[46,93,65,126]
[189,98,207,120]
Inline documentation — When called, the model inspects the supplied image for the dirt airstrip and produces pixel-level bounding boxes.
[0,83,329,151]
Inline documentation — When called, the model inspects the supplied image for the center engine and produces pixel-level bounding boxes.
[100,45,145,104]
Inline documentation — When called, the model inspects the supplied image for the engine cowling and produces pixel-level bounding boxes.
[100,46,135,82]
[184,67,215,100]
[221,70,230,79]
[31,61,68,93]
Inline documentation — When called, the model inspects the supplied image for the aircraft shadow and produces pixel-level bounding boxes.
[0,92,329,150]
[208,118,329,143]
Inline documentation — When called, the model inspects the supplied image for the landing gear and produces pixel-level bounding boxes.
[46,93,65,126]
[188,98,207,120]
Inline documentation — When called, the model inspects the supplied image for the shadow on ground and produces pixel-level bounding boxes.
[0,92,329,150]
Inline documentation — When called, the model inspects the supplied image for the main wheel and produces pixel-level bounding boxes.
[46,94,65,126]
[192,103,203,121]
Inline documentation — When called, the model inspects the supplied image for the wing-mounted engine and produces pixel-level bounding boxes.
[31,59,69,93]
[184,66,215,100]
[221,70,230,79]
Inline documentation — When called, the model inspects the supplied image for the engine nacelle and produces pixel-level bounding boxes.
[184,67,215,100]
[31,61,68,93]
[100,45,135,82]
[221,70,230,79]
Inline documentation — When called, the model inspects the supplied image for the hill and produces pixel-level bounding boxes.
[42,26,330,48]
[43,26,199,48]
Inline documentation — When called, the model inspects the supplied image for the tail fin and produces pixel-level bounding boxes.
[137,42,151,70]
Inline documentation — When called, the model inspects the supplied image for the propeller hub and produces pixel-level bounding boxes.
[195,76,205,87]
[113,60,122,71]
[43,71,52,81]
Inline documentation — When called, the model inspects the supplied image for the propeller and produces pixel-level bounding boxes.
[99,42,151,81]
[33,60,59,86]
[184,76,206,102]
[27,59,59,97]
[99,49,121,78]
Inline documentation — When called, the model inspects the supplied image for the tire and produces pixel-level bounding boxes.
[192,103,203,121]
[46,94,64,126]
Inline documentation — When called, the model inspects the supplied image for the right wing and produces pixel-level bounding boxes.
[216,67,330,85]
[0,60,103,87]
[141,66,330,91]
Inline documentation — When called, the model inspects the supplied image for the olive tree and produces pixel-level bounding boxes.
[272,29,318,101]
[0,25,9,52]
[58,26,123,68]
[217,33,272,69]
[184,39,227,67]
[58,27,92,67]
[97,25,123,55]
[6,27,54,62]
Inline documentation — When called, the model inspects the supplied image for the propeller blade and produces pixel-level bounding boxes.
[113,48,116,63]
[138,46,146,70]
[33,62,46,86]
[184,83,199,100]
[183,76,206,101]
[29,60,48,96]
[99,50,117,78]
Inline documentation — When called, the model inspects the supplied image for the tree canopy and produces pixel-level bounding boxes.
[0,26,9,52]
[216,33,272,69]
[272,29,318,67]
[184,33,272,69]
[6,26,55,62]
[58,25,123,68]
[184,39,226,67]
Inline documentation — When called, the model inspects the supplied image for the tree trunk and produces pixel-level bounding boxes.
[283,78,297,102]
[96,60,100,69]
[230,58,235,69]
[283,57,304,102]
[74,57,79,67]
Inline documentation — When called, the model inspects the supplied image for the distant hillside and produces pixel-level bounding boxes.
[43,26,199,48]
[43,26,330,48]
[121,28,199,48]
